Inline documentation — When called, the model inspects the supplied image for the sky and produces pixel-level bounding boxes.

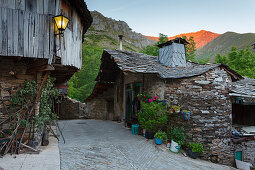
[85,0,255,37]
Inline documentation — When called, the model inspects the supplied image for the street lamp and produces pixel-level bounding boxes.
[53,13,70,35]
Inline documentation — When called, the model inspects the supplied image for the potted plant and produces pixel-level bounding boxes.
[154,130,167,145]
[137,95,168,139]
[183,110,191,120]
[171,105,181,113]
[168,127,186,153]
[144,120,156,139]
[187,142,204,159]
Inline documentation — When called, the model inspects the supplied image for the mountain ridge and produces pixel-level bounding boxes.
[145,30,220,49]
[196,31,255,62]
[85,11,156,51]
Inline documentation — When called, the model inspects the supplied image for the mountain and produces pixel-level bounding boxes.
[196,32,255,62]
[146,30,220,49]
[85,11,156,51]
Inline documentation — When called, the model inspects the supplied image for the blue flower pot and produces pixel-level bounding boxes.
[183,111,191,120]
[131,124,139,135]
[155,137,163,145]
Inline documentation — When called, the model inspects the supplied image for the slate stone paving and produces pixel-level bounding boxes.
[58,119,234,170]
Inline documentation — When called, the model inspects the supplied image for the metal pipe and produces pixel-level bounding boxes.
[118,35,123,50]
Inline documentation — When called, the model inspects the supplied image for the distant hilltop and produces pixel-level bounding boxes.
[145,30,220,49]
[86,11,156,51]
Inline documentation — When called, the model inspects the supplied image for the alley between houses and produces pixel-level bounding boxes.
[58,119,234,170]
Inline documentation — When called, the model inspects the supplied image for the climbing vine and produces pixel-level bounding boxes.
[9,77,60,131]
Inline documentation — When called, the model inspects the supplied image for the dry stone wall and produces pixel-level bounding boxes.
[85,87,114,120]
[165,67,235,165]
[144,74,165,99]
[232,139,255,167]
[59,97,86,120]
[85,99,108,120]
[0,57,35,118]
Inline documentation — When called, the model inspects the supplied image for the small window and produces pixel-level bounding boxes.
[232,101,255,126]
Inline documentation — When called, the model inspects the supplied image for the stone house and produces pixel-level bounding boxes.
[85,38,255,167]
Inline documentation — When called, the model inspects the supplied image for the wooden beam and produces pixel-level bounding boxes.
[35,71,49,105]
[28,64,55,74]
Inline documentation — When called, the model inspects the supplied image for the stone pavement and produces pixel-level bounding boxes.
[58,119,235,170]
[0,128,60,170]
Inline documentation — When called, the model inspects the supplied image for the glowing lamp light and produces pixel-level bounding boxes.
[53,14,70,35]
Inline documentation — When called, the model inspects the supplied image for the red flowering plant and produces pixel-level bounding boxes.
[137,94,168,131]
[137,93,151,103]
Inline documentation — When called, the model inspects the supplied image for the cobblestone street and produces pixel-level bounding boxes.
[58,119,234,170]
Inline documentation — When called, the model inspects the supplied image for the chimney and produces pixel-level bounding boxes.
[157,38,189,67]
[118,35,123,50]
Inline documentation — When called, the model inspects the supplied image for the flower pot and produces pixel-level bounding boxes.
[131,124,139,135]
[155,137,163,145]
[187,149,199,159]
[145,131,154,139]
[166,141,171,148]
[169,140,181,153]
[143,129,146,137]
[183,111,191,120]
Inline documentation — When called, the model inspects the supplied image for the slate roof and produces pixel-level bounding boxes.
[157,37,189,48]
[231,77,255,98]
[104,49,220,79]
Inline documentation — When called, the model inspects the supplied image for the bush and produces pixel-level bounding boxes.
[137,95,168,131]
[168,127,186,146]
[188,142,204,153]
[154,130,167,140]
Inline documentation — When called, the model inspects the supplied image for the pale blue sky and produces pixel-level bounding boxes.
[85,0,255,36]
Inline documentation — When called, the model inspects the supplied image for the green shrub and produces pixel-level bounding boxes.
[168,127,186,146]
[188,142,204,153]
[154,130,167,140]
[137,95,168,131]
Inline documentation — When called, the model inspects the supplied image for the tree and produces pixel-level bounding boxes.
[214,46,255,79]
[214,54,228,65]
[228,46,255,78]
[140,45,159,56]
[158,33,168,44]
[140,33,168,56]
[68,44,103,102]
[181,36,196,62]
[197,57,210,64]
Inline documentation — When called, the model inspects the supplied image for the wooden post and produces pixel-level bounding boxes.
[34,73,41,116]
[34,71,49,107]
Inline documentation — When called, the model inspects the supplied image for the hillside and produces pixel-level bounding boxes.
[196,32,255,62]
[146,30,220,49]
[85,11,156,51]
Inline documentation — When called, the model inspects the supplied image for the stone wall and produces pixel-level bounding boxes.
[0,57,45,148]
[232,139,255,167]
[85,98,108,120]
[85,87,114,120]
[165,67,234,165]
[59,96,86,120]
[144,74,165,99]
[0,57,36,110]
[0,57,37,123]
[123,72,165,99]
